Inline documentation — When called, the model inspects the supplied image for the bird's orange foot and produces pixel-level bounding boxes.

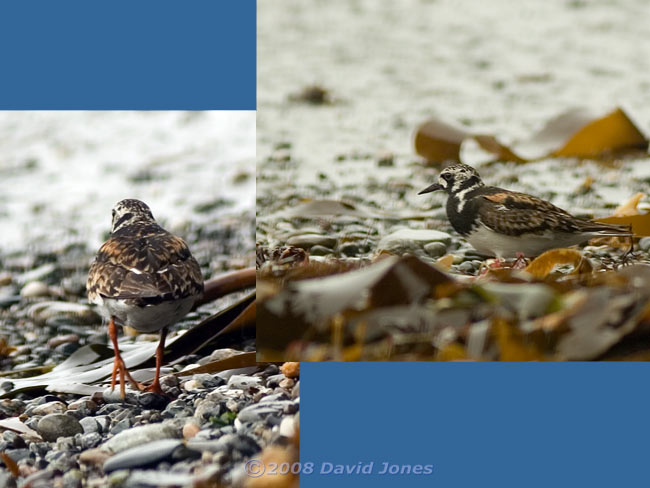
[111,355,146,399]
[144,380,164,396]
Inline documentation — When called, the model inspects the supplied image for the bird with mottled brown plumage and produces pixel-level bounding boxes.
[87,199,203,398]
[418,164,632,259]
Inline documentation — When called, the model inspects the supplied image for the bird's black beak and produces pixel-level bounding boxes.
[418,183,443,195]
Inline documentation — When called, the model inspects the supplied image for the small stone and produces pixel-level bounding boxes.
[27,301,100,325]
[37,414,83,442]
[32,401,67,416]
[0,273,12,286]
[227,375,262,389]
[45,449,78,471]
[110,418,132,435]
[182,380,202,392]
[101,421,182,453]
[68,398,98,415]
[194,399,221,421]
[187,433,260,457]
[54,342,80,356]
[183,422,201,440]
[47,334,80,349]
[339,242,360,257]
[4,448,31,463]
[237,401,298,423]
[79,417,100,434]
[308,245,335,256]
[279,378,295,389]
[266,374,287,388]
[79,448,111,466]
[640,237,650,252]
[457,261,477,274]
[95,415,111,433]
[280,416,296,438]
[163,399,194,418]
[102,387,138,404]
[226,399,241,413]
[190,373,225,389]
[377,229,452,253]
[138,392,169,410]
[280,362,300,379]
[16,263,58,285]
[424,241,448,258]
[103,439,183,472]
[286,234,337,250]
[20,281,51,298]
[79,432,103,450]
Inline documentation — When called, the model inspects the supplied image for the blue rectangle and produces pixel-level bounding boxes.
[302,362,650,487]
[0,1,256,109]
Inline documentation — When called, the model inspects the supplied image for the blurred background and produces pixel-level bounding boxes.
[257,0,650,251]
[0,111,255,260]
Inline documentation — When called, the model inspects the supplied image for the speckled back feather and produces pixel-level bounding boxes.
[87,200,203,308]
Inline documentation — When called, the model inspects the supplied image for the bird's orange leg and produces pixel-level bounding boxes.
[145,328,167,395]
[108,317,144,398]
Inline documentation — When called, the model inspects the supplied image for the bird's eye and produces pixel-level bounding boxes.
[441,173,452,181]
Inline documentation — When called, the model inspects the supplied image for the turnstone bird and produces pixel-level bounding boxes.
[418,163,632,259]
[87,199,203,397]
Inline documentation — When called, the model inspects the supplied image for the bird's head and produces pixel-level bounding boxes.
[111,199,156,233]
[418,163,483,196]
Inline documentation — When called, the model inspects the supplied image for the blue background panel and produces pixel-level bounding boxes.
[0,1,256,109]
[302,362,650,487]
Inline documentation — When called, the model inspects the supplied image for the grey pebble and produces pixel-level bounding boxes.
[237,401,297,423]
[37,414,83,442]
[138,392,169,410]
[308,245,335,256]
[103,439,183,472]
[227,375,262,389]
[640,237,650,252]
[163,399,194,419]
[4,448,31,463]
[194,399,221,421]
[424,241,447,258]
[187,433,260,457]
[457,261,478,274]
[102,420,183,454]
[79,432,103,450]
[265,374,287,388]
[80,417,100,434]
[110,418,132,435]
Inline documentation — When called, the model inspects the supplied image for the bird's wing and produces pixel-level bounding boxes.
[478,189,580,236]
[87,232,203,303]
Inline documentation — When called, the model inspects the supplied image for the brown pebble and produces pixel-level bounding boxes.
[47,334,80,349]
[280,362,300,379]
[279,378,295,389]
[183,422,200,440]
[79,448,112,466]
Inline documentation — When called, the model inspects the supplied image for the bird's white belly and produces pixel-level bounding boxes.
[93,295,196,332]
[467,225,587,259]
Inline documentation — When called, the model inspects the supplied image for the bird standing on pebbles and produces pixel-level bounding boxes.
[87,199,203,398]
[418,163,632,259]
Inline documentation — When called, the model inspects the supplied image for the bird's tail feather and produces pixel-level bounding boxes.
[579,221,633,237]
